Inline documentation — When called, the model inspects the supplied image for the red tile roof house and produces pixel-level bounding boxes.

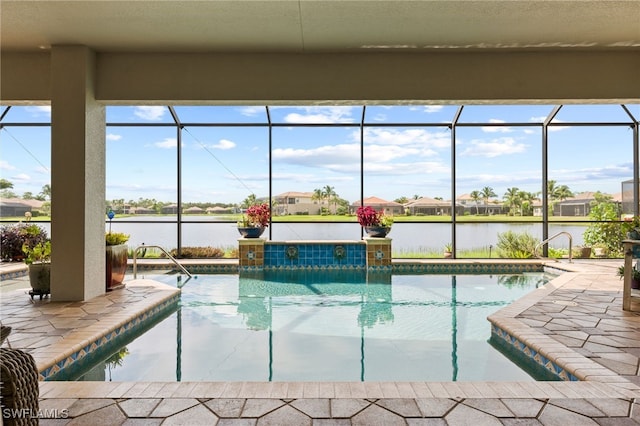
[351,196,404,216]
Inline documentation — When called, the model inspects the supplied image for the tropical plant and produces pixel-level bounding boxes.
[481,186,497,215]
[105,232,130,246]
[582,192,625,255]
[503,187,520,216]
[0,224,48,261]
[356,206,393,227]
[617,265,640,281]
[22,240,51,264]
[238,202,270,228]
[546,180,573,216]
[496,230,539,259]
[470,190,481,215]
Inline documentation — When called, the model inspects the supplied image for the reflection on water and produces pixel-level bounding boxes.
[73,271,553,382]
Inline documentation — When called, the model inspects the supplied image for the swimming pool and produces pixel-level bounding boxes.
[64,270,557,382]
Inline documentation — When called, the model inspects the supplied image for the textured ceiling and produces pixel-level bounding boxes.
[1,0,639,53]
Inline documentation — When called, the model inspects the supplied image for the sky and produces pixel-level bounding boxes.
[1,104,638,206]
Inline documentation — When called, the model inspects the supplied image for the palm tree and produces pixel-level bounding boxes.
[517,190,535,216]
[547,180,573,216]
[503,187,520,216]
[241,193,257,209]
[323,185,336,213]
[39,184,51,201]
[481,186,497,215]
[470,190,481,215]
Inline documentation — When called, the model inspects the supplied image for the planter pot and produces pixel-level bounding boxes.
[237,227,265,238]
[28,262,50,294]
[444,251,453,258]
[633,278,640,290]
[593,247,607,257]
[364,226,391,238]
[106,244,128,291]
[576,247,591,258]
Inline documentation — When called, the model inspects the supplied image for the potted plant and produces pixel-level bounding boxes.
[237,203,270,238]
[592,243,608,258]
[22,240,51,299]
[106,232,129,291]
[356,206,393,237]
[444,243,453,258]
[1,224,48,262]
[618,264,640,290]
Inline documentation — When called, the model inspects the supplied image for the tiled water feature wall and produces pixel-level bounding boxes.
[238,238,392,271]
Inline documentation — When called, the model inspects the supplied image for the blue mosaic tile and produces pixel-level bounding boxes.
[490,326,578,382]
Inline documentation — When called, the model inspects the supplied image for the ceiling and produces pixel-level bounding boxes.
[1,0,639,53]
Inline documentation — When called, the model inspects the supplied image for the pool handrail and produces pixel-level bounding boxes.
[132,244,193,279]
[534,231,573,263]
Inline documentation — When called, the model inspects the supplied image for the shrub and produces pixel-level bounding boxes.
[169,246,226,258]
[0,224,48,261]
[496,230,539,259]
[582,192,625,255]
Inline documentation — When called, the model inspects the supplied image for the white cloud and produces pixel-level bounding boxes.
[106,133,122,141]
[25,106,51,117]
[482,119,512,133]
[134,106,166,121]
[273,144,360,166]
[0,160,16,170]
[239,106,265,116]
[423,106,444,113]
[284,106,356,124]
[154,137,177,149]
[12,173,31,182]
[460,137,528,158]
[361,128,450,149]
[211,139,236,150]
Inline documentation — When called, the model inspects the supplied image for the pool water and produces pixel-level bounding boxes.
[73,270,555,382]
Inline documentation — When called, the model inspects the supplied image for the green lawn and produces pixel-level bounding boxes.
[0,214,595,223]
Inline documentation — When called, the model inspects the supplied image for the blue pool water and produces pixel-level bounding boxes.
[71,270,555,382]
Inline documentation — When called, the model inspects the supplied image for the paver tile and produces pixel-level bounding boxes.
[67,398,117,417]
[375,398,422,417]
[289,399,330,418]
[257,404,311,426]
[118,398,161,417]
[538,403,600,425]
[547,399,605,417]
[149,398,199,417]
[463,398,514,417]
[330,399,369,418]
[241,398,285,417]
[161,403,219,425]
[204,398,246,418]
[445,402,502,425]
[501,398,545,418]
[351,402,405,426]
[415,398,457,417]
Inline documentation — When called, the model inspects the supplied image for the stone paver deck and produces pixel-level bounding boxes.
[2,259,640,424]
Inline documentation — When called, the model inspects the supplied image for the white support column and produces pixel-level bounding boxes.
[50,45,105,301]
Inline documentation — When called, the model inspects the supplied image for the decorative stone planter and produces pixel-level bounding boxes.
[106,244,128,291]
